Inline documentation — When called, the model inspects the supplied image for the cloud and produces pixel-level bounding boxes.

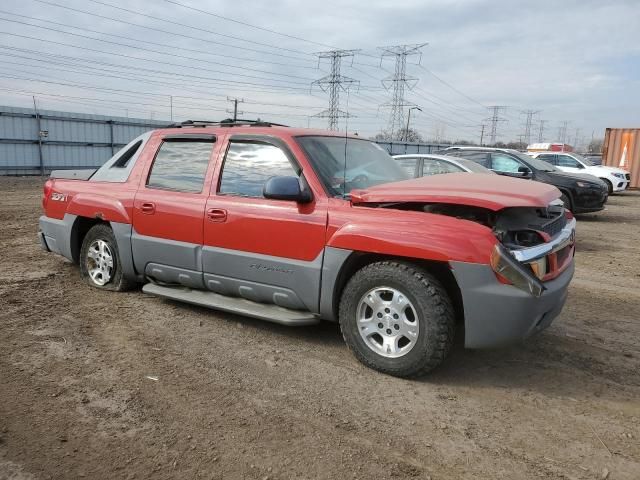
[0,0,637,144]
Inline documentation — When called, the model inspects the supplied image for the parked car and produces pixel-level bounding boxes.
[394,153,495,177]
[39,120,576,377]
[528,151,629,194]
[441,147,608,213]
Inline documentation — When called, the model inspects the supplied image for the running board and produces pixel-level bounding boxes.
[142,283,320,326]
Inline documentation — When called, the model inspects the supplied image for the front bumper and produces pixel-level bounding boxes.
[573,185,607,213]
[450,260,574,349]
[611,178,629,192]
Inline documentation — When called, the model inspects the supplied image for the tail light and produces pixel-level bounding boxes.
[42,179,53,210]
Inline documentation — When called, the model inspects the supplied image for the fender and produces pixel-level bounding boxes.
[327,208,497,265]
[67,192,131,224]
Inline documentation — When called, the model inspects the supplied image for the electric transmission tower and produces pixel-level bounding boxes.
[521,110,540,145]
[311,50,360,130]
[378,43,427,139]
[558,120,570,144]
[538,119,547,142]
[484,106,508,145]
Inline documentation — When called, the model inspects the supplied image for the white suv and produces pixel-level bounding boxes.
[530,152,630,194]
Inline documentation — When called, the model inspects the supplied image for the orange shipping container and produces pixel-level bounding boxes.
[602,128,640,188]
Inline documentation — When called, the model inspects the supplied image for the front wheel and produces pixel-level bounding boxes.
[339,261,455,378]
[80,224,135,291]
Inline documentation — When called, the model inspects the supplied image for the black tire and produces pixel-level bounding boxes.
[560,192,572,211]
[602,179,613,195]
[338,261,455,378]
[79,224,136,291]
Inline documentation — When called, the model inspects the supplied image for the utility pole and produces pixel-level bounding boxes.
[33,96,44,177]
[311,50,359,130]
[484,106,508,145]
[226,97,244,121]
[404,106,422,141]
[538,119,547,142]
[521,109,540,145]
[379,43,427,140]
[479,124,486,146]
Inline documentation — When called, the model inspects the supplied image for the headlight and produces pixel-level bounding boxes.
[490,244,546,297]
[613,173,624,178]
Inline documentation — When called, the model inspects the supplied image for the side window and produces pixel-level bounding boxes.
[219,141,298,198]
[422,159,464,176]
[556,155,581,168]
[113,140,142,168]
[147,140,214,193]
[537,154,556,165]
[456,151,490,167]
[395,157,419,177]
[490,153,522,173]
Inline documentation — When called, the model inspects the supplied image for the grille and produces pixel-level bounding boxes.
[537,213,567,238]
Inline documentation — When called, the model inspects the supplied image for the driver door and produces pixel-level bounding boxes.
[202,135,328,313]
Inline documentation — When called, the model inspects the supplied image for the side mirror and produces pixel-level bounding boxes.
[263,176,312,203]
[518,166,533,178]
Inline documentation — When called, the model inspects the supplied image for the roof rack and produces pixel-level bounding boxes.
[166,118,289,128]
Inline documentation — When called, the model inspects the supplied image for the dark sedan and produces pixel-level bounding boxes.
[441,147,608,213]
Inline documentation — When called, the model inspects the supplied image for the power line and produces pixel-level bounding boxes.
[0,17,316,83]
[31,0,317,62]
[379,43,427,139]
[311,50,360,130]
[417,64,487,109]
[160,0,342,50]
[82,0,314,57]
[0,9,320,71]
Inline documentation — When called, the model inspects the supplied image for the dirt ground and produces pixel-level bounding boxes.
[0,177,638,480]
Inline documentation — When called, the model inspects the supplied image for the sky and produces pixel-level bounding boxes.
[0,0,638,146]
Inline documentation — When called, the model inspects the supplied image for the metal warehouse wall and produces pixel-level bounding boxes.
[375,140,449,155]
[0,104,450,175]
[0,106,169,175]
[602,128,640,188]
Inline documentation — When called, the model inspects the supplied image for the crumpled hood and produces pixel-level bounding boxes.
[350,173,561,211]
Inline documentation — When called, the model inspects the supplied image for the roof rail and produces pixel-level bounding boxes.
[166,118,289,128]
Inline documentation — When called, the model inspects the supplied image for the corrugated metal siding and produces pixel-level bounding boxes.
[602,128,640,188]
[375,141,449,155]
[0,105,168,175]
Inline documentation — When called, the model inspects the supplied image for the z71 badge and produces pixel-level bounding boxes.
[51,192,68,202]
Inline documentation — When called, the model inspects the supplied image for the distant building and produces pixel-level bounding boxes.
[526,142,573,152]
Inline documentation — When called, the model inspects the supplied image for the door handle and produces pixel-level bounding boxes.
[140,202,156,214]
[206,208,227,222]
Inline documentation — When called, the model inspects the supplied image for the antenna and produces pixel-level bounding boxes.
[342,87,351,197]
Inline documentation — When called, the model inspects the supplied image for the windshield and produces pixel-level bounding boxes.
[296,136,410,196]
[453,157,495,173]
[510,151,556,172]
[571,152,594,166]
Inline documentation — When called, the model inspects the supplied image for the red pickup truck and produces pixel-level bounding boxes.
[39,120,576,377]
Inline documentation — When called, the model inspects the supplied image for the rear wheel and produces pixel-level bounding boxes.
[80,224,135,291]
[339,261,455,378]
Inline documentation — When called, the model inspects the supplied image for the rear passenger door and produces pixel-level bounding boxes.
[202,135,328,313]
[132,134,219,288]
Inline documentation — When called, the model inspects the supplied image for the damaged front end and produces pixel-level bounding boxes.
[374,200,576,297]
